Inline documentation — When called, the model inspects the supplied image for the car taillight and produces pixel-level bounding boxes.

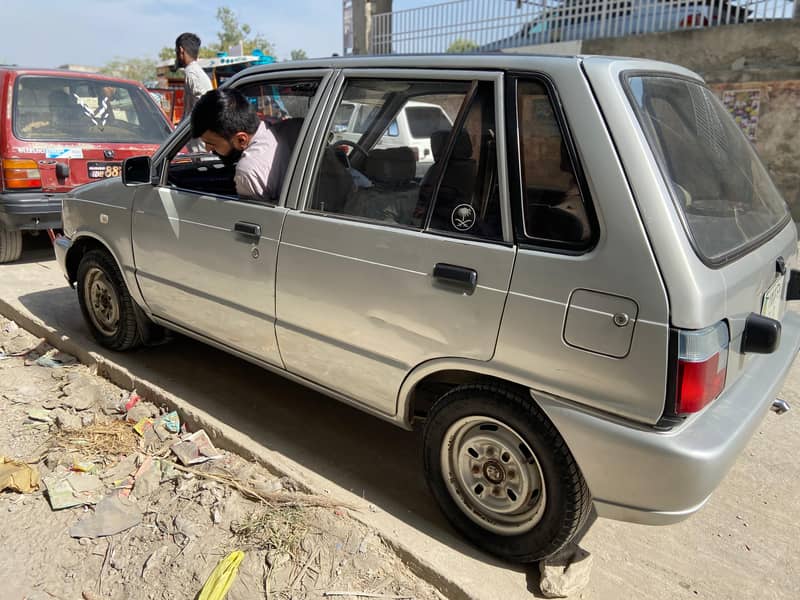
[675,322,729,414]
[2,159,42,190]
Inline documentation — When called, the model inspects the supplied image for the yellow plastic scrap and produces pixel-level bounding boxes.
[0,456,40,493]
[198,550,245,600]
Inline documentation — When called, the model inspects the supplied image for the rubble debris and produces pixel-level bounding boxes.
[539,544,593,598]
[171,430,222,466]
[43,469,104,510]
[68,495,142,538]
[0,456,40,493]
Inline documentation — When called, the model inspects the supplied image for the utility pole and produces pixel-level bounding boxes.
[352,0,393,55]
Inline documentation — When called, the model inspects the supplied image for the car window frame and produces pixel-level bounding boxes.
[153,68,334,209]
[297,68,514,245]
[506,72,600,254]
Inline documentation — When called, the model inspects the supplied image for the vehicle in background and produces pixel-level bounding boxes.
[481,0,751,50]
[0,68,172,262]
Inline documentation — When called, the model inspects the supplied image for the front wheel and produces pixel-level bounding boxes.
[423,383,591,562]
[76,249,142,351]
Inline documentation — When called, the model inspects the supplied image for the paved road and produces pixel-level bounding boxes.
[2,236,799,599]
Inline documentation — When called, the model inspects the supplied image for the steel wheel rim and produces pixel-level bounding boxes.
[83,267,120,336]
[440,415,546,536]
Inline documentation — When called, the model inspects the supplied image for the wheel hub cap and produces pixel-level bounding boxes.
[441,416,547,536]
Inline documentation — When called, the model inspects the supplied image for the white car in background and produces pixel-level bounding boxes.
[333,99,453,178]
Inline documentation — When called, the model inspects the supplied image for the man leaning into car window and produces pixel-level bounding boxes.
[191,88,278,202]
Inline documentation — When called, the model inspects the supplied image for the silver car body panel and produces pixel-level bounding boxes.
[55,54,800,528]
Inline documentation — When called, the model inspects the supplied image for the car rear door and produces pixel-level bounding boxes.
[132,69,333,365]
[274,69,515,417]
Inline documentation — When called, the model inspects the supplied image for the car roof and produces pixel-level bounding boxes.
[228,53,702,85]
[0,67,145,87]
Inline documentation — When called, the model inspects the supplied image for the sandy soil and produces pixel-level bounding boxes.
[0,316,442,600]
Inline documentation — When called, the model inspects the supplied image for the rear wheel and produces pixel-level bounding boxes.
[76,249,142,351]
[0,225,23,263]
[423,383,591,562]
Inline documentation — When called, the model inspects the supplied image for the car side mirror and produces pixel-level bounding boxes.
[122,156,152,186]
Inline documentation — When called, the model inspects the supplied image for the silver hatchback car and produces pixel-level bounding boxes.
[54,54,800,562]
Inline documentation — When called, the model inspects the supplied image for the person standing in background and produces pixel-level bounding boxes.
[175,32,213,151]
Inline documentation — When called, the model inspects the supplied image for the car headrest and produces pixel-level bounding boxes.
[365,147,416,183]
[269,117,304,147]
[430,129,473,162]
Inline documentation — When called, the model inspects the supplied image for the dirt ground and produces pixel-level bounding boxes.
[0,316,442,600]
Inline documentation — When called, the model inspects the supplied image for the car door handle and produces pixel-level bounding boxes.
[433,263,478,291]
[234,221,261,239]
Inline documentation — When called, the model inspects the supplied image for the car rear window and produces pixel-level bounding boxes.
[625,74,789,264]
[405,106,452,139]
[13,75,171,144]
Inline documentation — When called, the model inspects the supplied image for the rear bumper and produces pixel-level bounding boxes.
[54,234,72,283]
[0,191,63,230]
[536,310,800,525]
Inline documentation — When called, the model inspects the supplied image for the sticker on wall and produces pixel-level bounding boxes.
[722,89,761,142]
[45,148,84,159]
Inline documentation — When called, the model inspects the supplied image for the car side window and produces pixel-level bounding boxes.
[516,79,593,248]
[426,81,503,241]
[307,77,501,241]
[165,78,321,203]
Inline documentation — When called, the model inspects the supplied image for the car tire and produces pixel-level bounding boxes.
[0,226,23,263]
[76,249,142,351]
[423,383,591,562]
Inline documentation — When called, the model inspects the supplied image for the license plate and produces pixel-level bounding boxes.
[761,276,784,321]
[87,162,122,179]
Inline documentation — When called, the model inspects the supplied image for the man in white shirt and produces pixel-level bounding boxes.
[191,88,279,202]
[175,32,213,151]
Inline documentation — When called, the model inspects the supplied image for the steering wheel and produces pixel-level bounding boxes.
[333,139,368,160]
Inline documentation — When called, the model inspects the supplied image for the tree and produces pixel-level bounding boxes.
[290,49,308,61]
[101,57,157,84]
[157,5,275,61]
[446,38,479,53]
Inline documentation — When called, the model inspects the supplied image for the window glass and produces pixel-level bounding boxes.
[14,76,170,143]
[626,75,788,262]
[406,106,453,139]
[166,78,321,202]
[517,79,592,247]
[310,78,469,227]
[426,81,503,240]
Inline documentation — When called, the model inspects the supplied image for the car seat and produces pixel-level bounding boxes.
[266,117,304,202]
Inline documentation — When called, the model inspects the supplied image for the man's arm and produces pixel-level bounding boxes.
[234,168,265,201]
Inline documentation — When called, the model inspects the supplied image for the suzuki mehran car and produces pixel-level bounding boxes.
[0,68,172,262]
[54,54,800,562]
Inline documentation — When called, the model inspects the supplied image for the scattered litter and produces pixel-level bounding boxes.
[126,403,156,425]
[133,417,153,437]
[69,494,142,538]
[197,550,245,600]
[131,456,161,499]
[27,408,53,423]
[0,456,40,493]
[158,411,180,434]
[43,470,104,509]
[124,392,141,412]
[35,349,77,369]
[171,430,223,466]
[72,460,98,474]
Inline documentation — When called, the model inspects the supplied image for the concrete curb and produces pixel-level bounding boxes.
[0,295,474,600]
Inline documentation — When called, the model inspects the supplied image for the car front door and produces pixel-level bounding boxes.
[131,70,332,365]
[275,70,516,416]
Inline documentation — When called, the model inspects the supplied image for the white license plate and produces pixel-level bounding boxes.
[761,277,784,321]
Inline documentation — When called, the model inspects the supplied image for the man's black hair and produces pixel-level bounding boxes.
[191,88,260,139]
[175,32,202,59]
